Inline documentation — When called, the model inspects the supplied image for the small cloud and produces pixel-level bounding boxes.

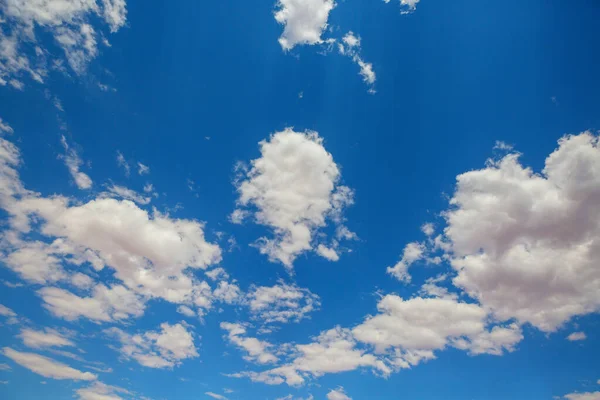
[116,151,131,176]
[137,162,150,175]
[566,332,586,341]
[493,140,513,151]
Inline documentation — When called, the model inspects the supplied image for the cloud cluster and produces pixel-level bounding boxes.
[327,387,351,400]
[0,0,128,87]
[246,280,320,324]
[233,128,354,268]
[105,322,198,369]
[220,322,278,364]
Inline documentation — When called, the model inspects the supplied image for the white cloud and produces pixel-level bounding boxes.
[0,304,16,317]
[137,162,149,175]
[205,267,229,281]
[0,0,128,84]
[116,151,130,176]
[19,328,75,349]
[0,135,224,321]
[220,322,278,365]
[352,295,522,363]
[205,392,228,400]
[39,284,145,323]
[60,136,92,190]
[213,281,242,305]
[564,392,600,400]
[316,244,339,261]
[342,32,360,48]
[105,322,198,369]
[177,305,196,318]
[245,326,390,386]
[233,128,354,267]
[327,387,351,400]
[386,242,425,282]
[274,0,336,50]
[0,363,11,371]
[76,381,131,400]
[421,222,435,236]
[0,118,14,134]
[2,347,96,380]
[246,280,320,324]
[101,0,127,33]
[338,32,376,91]
[384,0,420,13]
[103,184,151,205]
[442,132,600,332]
[567,332,587,341]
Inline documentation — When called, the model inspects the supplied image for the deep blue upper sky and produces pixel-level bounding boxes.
[0,1,599,399]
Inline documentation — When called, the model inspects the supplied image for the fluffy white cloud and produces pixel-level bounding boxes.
[327,387,351,400]
[443,132,600,332]
[567,332,587,341]
[386,242,425,282]
[221,322,278,365]
[105,322,198,369]
[233,129,354,267]
[2,347,96,380]
[19,328,74,349]
[237,327,390,386]
[0,0,128,84]
[274,0,336,50]
[76,381,131,400]
[39,284,145,323]
[352,295,522,363]
[246,280,320,324]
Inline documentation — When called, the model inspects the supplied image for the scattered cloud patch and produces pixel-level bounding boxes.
[106,322,198,369]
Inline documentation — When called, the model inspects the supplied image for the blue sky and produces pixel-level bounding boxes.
[0,0,599,399]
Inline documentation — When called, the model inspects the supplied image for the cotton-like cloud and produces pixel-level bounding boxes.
[236,326,390,386]
[0,304,16,317]
[0,0,128,85]
[274,0,336,50]
[137,162,150,175]
[233,128,354,268]
[246,280,320,324]
[2,347,96,380]
[105,322,198,369]
[39,284,145,323]
[19,328,75,349]
[327,387,351,400]
[220,322,278,365]
[444,132,600,332]
[352,295,522,362]
[389,132,600,333]
[60,136,92,190]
